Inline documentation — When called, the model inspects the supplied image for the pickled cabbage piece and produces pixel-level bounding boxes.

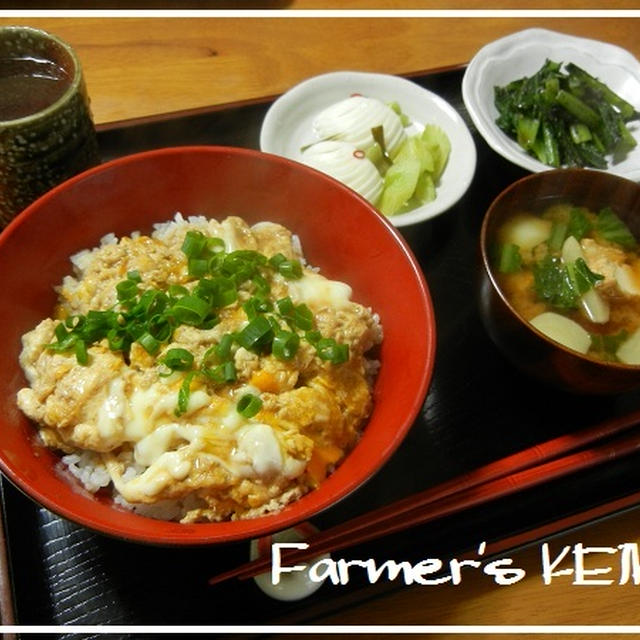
[393,136,435,172]
[377,158,421,216]
[422,124,451,180]
[414,172,436,204]
[377,125,451,215]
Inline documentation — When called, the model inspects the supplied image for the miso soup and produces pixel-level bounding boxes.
[494,201,640,364]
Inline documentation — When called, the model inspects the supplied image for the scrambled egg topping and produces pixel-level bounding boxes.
[16,216,382,523]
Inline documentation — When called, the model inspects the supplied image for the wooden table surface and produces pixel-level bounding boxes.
[2,11,640,636]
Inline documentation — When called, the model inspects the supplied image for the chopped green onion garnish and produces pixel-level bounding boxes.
[202,361,236,384]
[188,257,210,278]
[206,236,226,252]
[147,314,173,342]
[293,303,313,331]
[237,393,262,418]
[181,230,208,257]
[138,332,161,355]
[216,333,234,361]
[170,295,211,326]
[236,316,273,351]
[75,339,88,365]
[252,274,271,296]
[175,371,196,417]
[305,330,322,345]
[316,338,349,364]
[107,329,127,351]
[272,330,300,360]
[194,277,237,308]
[168,284,189,299]
[46,228,350,387]
[116,278,139,303]
[162,348,194,371]
[276,296,295,316]
[277,259,303,280]
[127,270,142,283]
[243,296,273,320]
[269,253,287,269]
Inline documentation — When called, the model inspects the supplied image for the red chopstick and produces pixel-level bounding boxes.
[208,408,640,586]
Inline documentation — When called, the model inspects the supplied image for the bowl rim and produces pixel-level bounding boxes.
[0,144,437,545]
[480,167,640,372]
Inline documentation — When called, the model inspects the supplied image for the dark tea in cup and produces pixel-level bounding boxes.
[0,55,71,121]
[0,26,99,227]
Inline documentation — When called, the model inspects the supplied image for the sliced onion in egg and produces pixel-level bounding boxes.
[312,95,407,157]
[301,139,383,204]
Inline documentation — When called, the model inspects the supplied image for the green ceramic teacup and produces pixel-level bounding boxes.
[0,25,99,227]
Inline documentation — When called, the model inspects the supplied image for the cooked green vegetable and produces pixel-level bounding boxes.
[567,207,593,241]
[494,59,639,169]
[532,254,603,310]
[497,242,523,274]
[595,206,637,249]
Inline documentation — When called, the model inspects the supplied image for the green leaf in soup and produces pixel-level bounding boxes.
[566,257,604,296]
[567,207,593,241]
[497,242,523,274]
[533,254,579,309]
[595,206,637,249]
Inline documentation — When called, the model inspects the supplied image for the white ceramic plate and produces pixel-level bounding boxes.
[260,71,477,227]
[462,28,640,181]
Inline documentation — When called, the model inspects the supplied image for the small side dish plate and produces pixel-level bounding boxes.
[260,71,477,227]
[462,28,640,181]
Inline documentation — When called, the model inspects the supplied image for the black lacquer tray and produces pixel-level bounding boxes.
[3,65,640,637]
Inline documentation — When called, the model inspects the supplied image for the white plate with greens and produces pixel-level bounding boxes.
[462,28,640,181]
[260,71,476,227]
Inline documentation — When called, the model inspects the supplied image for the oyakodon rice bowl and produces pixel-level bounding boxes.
[16,213,382,523]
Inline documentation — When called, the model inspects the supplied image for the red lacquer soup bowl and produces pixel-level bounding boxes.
[0,146,435,545]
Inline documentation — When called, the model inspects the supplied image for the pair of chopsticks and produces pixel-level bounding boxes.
[208,408,640,586]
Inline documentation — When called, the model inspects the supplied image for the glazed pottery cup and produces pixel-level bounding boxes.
[0,25,99,227]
